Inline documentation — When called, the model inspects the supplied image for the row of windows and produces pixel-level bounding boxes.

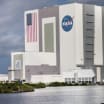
[85,43,94,45]
[85,12,94,32]
[84,12,94,62]
[85,57,93,60]
[85,50,93,52]
[86,35,95,39]
[85,52,94,56]
[65,77,93,82]
[85,48,94,52]
[86,28,94,31]
[86,21,94,24]
[86,14,94,16]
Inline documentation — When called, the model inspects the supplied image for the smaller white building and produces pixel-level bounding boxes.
[25,69,95,83]
[30,75,64,83]
[63,69,95,83]
[26,69,95,83]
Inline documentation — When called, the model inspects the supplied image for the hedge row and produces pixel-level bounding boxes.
[0,81,95,93]
[0,82,34,93]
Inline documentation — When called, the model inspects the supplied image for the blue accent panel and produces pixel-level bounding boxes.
[27,13,32,25]
[62,15,73,32]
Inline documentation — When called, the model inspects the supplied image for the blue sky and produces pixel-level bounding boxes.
[0,0,103,73]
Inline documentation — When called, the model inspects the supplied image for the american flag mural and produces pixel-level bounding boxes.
[26,12,38,42]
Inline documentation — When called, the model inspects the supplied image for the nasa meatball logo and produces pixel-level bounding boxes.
[62,15,73,32]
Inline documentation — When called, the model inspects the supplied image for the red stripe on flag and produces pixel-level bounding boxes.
[32,13,34,42]
[34,13,36,42]
[32,13,35,42]
[27,26,29,42]
[35,13,37,42]
[28,26,30,42]
[27,25,30,42]
[30,25,32,42]
[29,25,31,42]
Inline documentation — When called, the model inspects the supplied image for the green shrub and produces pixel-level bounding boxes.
[47,82,66,87]
[0,82,34,93]
[20,84,34,92]
[26,82,46,88]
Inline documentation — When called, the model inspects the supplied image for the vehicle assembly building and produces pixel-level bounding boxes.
[8,3,104,83]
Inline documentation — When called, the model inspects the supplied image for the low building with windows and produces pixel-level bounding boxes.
[8,3,104,83]
[63,69,95,83]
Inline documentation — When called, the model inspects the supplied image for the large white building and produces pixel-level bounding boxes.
[8,3,104,83]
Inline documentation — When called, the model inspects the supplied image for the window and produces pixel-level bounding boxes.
[86,14,94,16]
[44,23,54,52]
[86,21,94,24]
[85,57,93,60]
[85,50,93,53]
[86,28,94,31]
[42,17,56,52]
[85,43,93,45]
[86,36,94,38]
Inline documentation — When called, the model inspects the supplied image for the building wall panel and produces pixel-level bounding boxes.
[94,6,103,65]
[59,4,77,73]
